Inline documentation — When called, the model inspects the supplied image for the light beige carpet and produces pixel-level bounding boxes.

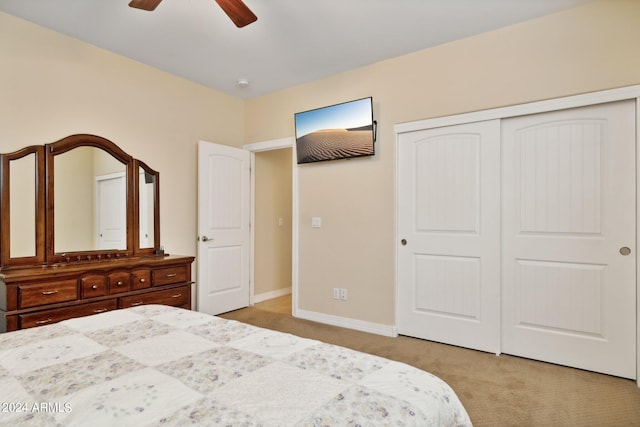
[221,301,640,427]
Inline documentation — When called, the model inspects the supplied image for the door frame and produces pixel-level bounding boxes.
[394,84,640,386]
[243,137,297,315]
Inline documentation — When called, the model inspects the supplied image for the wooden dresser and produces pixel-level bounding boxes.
[1,135,196,332]
[0,255,194,332]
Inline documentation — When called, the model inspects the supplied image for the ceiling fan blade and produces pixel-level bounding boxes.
[128,0,163,11]
[214,0,257,28]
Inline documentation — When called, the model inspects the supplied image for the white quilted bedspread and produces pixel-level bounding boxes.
[0,305,472,426]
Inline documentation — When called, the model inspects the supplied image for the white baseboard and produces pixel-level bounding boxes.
[252,289,398,338]
[253,287,291,304]
[296,309,398,337]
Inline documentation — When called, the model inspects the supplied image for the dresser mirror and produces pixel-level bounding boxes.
[0,134,161,267]
[10,153,37,257]
[0,146,45,266]
[135,160,160,253]
[54,146,128,253]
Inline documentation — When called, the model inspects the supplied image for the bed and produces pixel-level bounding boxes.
[0,305,471,426]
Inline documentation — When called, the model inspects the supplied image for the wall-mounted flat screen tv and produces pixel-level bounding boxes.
[294,97,375,164]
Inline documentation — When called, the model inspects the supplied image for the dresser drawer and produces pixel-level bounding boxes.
[131,268,151,290]
[19,300,118,329]
[19,279,78,309]
[108,271,132,294]
[120,285,190,309]
[81,274,107,298]
[152,266,188,286]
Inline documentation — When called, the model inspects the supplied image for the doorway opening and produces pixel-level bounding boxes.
[252,147,293,315]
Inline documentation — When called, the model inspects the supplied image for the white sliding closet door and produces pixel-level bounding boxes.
[397,120,501,354]
[502,100,636,379]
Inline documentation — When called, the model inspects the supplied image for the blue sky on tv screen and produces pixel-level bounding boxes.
[295,98,372,139]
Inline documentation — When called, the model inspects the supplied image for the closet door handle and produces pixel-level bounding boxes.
[620,247,631,256]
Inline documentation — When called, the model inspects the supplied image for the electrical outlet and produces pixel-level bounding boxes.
[340,288,348,301]
[333,288,340,299]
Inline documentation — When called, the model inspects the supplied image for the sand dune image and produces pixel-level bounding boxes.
[296,125,374,164]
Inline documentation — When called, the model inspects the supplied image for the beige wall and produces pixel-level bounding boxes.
[0,12,245,262]
[254,148,293,296]
[245,0,640,326]
[3,0,640,327]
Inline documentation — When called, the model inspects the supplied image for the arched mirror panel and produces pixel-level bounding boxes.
[46,135,135,263]
[53,147,128,253]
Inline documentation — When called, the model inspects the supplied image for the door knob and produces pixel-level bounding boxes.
[200,235,212,242]
[401,239,407,246]
[619,246,631,256]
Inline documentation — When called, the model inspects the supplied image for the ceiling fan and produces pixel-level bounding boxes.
[128,0,257,28]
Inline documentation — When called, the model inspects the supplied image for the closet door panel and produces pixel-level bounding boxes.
[502,100,636,379]
[397,120,501,353]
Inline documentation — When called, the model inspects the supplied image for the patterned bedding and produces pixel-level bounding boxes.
[0,305,471,426]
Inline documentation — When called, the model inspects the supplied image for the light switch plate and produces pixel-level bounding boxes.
[311,217,322,228]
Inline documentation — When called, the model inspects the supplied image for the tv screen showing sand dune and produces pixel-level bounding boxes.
[295,97,374,164]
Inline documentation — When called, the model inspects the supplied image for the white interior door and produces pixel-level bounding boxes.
[197,141,251,315]
[502,100,636,379]
[96,172,126,250]
[397,120,501,353]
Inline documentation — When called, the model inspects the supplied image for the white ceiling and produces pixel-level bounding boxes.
[0,0,591,99]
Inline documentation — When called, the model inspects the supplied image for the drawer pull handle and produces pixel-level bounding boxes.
[166,273,177,278]
[93,308,108,313]
[116,281,124,286]
[35,318,53,325]
[131,301,144,306]
[139,278,146,283]
[41,290,59,295]
[171,294,182,298]
[91,285,99,290]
